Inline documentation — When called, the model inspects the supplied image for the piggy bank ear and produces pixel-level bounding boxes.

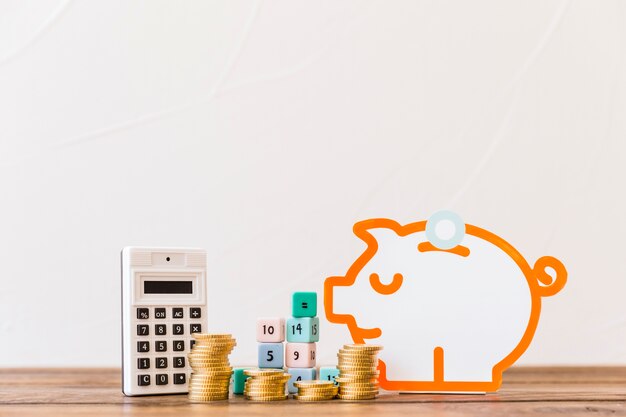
[353,219,402,246]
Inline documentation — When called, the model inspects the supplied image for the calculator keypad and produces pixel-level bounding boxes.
[132,306,203,388]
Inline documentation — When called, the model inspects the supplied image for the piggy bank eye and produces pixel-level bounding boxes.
[369,273,403,295]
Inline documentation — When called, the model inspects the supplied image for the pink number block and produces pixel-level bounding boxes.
[285,342,316,368]
[256,317,285,343]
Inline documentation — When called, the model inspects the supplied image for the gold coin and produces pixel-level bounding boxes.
[246,377,290,382]
[294,380,335,388]
[338,393,377,400]
[337,356,377,361]
[189,389,230,394]
[339,388,379,395]
[342,344,383,351]
[337,371,379,377]
[192,343,235,347]
[246,395,289,401]
[245,378,289,387]
[188,394,229,400]
[294,394,336,401]
[244,369,285,377]
[338,348,379,355]
[297,386,338,392]
[192,333,234,339]
[337,384,378,390]
[337,363,377,369]
[189,363,232,368]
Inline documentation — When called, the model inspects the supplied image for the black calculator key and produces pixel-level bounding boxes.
[174,357,185,368]
[190,340,196,349]
[137,358,150,369]
[137,324,149,336]
[137,341,149,352]
[172,308,184,319]
[137,308,149,319]
[155,341,167,352]
[156,374,168,385]
[138,375,151,386]
[190,324,201,334]
[173,373,186,384]
[155,308,166,319]
[156,357,168,368]
[190,307,201,318]
[173,340,184,351]
[155,324,167,335]
[173,324,184,335]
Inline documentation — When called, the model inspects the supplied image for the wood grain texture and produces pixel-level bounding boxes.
[0,367,625,416]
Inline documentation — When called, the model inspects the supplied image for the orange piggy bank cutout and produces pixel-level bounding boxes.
[324,211,566,393]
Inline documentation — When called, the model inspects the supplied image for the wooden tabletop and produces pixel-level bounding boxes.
[0,367,625,416]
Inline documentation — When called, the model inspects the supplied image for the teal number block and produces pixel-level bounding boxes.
[292,292,317,317]
[319,366,339,386]
[258,343,284,368]
[232,368,251,394]
[287,367,316,394]
[286,317,319,342]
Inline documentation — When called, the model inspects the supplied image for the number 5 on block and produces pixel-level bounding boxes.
[258,343,284,368]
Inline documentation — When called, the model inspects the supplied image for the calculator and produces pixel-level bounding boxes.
[121,247,207,396]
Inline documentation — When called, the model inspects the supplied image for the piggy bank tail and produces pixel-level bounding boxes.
[532,256,567,297]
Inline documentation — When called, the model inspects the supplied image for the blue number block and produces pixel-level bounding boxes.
[287,367,316,394]
[319,366,339,386]
[292,292,317,317]
[258,343,284,368]
[286,317,319,342]
[232,368,251,394]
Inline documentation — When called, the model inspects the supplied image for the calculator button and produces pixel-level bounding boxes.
[137,308,149,319]
[155,341,167,352]
[190,340,196,349]
[190,307,201,318]
[173,324,184,335]
[173,357,185,368]
[172,308,184,319]
[155,308,166,319]
[137,324,149,336]
[156,357,168,369]
[138,375,151,386]
[173,373,186,384]
[156,374,168,385]
[173,340,185,351]
[137,358,150,369]
[155,324,167,335]
[137,341,149,352]
[190,324,201,334]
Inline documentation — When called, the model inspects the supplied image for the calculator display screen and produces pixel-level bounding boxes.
[143,280,193,294]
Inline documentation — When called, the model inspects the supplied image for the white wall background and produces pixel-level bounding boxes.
[1,0,625,367]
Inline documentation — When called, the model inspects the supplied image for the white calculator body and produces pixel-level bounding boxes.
[121,247,207,396]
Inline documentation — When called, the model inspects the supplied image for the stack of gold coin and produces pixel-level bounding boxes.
[187,333,236,402]
[336,344,383,400]
[243,369,290,401]
[294,380,338,401]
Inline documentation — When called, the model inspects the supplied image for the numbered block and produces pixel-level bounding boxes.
[285,342,316,368]
[287,367,316,394]
[232,368,251,395]
[319,366,339,386]
[286,317,319,342]
[292,292,317,317]
[258,343,284,368]
[256,317,285,343]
